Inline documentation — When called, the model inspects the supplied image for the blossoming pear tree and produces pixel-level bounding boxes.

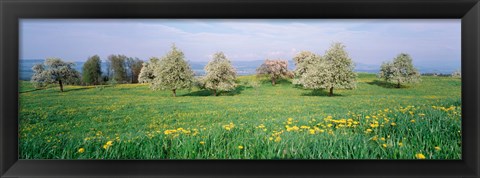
[203,52,237,96]
[150,45,195,97]
[292,50,323,85]
[378,53,421,88]
[299,42,357,96]
[31,58,80,92]
[138,57,160,83]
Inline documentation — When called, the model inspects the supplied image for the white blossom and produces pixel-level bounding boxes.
[149,45,195,97]
[202,52,237,96]
[298,42,356,96]
[30,58,80,92]
[378,53,420,88]
[138,57,159,83]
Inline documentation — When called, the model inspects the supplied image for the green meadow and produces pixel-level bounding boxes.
[19,73,461,159]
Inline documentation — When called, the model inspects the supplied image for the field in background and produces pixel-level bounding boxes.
[19,73,461,159]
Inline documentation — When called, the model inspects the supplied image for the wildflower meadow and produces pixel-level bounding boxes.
[18,73,461,159]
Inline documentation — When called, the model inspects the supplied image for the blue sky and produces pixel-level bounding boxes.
[20,19,460,68]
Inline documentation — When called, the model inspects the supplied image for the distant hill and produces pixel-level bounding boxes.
[19,59,458,81]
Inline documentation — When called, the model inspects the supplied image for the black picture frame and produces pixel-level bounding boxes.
[1,0,479,177]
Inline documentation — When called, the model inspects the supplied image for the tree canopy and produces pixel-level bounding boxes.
[107,54,128,83]
[150,45,195,97]
[203,52,237,96]
[256,59,290,86]
[292,51,323,85]
[126,57,144,83]
[31,58,81,92]
[82,55,102,85]
[378,53,420,88]
[138,57,159,84]
[297,42,357,96]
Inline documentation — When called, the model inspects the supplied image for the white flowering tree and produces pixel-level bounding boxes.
[378,53,420,88]
[292,51,322,85]
[31,58,80,92]
[256,59,290,86]
[138,57,160,83]
[299,42,356,96]
[203,52,237,96]
[451,69,461,78]
[150,45,195,97]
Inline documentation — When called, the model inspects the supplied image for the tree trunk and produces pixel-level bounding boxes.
[329,87,333,97]
[172,89,176,97]
[397,80,401,88]
[271,77,276,86]
[131,71,135,83]
[213,89,217,96]
[59,80,64,92]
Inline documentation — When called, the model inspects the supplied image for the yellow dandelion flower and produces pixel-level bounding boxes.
[223,123,235,131]
[181,130,191,134]
[309,129,315,135]
[381,137,386,141]
[164,130,177,135]
[274,137,282,142]
[200,141,205,145]
[435,146,441,151]
[102,141,113,149]
[372,136,378,141]
[366,129,373,133]
[398,142,403,147]
[365,116,371,119]
[78,148,85,153]
[410,119,416,123]
[328,130,334,135]
[269,137,274,141]
[416,153,426,159]
[391,122,396,126]
[238,145,244,150]
[382,144,387,148]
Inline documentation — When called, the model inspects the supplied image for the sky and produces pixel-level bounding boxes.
[20,19,460,68]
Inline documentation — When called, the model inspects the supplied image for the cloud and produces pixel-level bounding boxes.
[20,19,460,70]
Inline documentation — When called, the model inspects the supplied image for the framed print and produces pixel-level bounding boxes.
[1,0,480,177]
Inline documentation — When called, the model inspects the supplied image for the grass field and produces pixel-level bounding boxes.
[19,73,461,159]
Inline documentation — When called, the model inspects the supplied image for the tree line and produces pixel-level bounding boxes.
[31,42,455,95]
[30,55,143,92]
[84,54,144,85]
